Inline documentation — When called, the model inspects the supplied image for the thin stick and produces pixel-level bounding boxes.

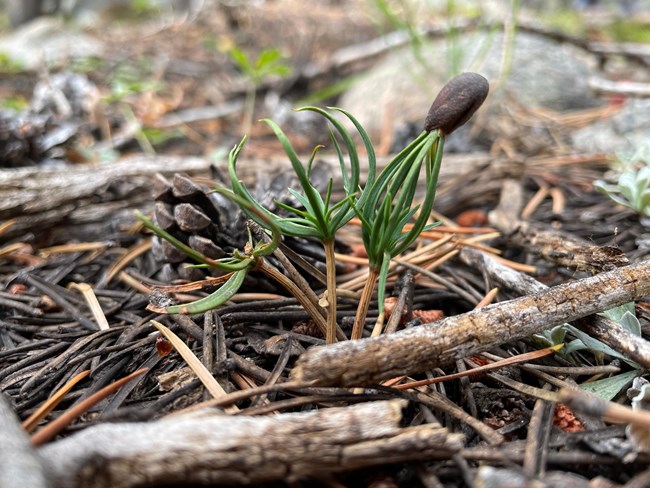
[350,267,380,340]
[292,259,650,386]
[323,240,339,344]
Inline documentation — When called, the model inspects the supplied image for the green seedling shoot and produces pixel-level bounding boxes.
[228,47,292,134]
[228,106,377,344]
[140,73,488,344]
[135,189,282,315]
[351,72,489,339]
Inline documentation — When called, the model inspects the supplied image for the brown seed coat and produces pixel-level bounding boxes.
[423,72,489,135]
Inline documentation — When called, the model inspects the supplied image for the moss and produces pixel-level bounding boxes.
[542,9,586,37]
[607,20,650,43]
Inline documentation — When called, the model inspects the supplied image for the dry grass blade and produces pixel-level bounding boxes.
[488,370,564,403]
[0,218,17,235]
[150,320,234,406]
[0,242,45,266]
[21,370,91,433]
[31,368,148,446]
[474,287,499,308]
[0,242,29,258]
[118,270,152,294]
[67,283,110,331]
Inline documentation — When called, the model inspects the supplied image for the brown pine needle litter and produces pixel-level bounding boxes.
[31,368,148,447]
[22,370,91,433]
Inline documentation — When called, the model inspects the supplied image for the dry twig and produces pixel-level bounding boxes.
[38,400,462,487]
[291,260,650,386]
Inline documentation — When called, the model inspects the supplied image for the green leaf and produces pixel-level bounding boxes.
[564,338,587,355]
[160,269,248,315]
[599,303,641,336]
[619,311,642,337]
[228,47,254,78]
[580,370,639,401]
[566,325,641,368]
[550,324,568,345]
[256,48,281,68]
[261,118,330,236]
[600,302,636,322]
[638,189,650,214]
[392,134,443,257]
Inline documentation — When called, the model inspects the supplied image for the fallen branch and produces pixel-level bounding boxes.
[589,76,650,98]
[460,247,650,369]
[0,395,48,488]
[0,155,214,242]
[482,177,650,366]
[291,259,650,386]
[38,400,462,487]
[489,179,629,273]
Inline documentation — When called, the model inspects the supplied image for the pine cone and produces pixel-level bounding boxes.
[151,172,247,283]
[149,169,346,290]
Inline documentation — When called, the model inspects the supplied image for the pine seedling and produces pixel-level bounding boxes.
[228,106,377,343]
[350,72,489,339]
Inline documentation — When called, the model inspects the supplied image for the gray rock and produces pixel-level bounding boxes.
[571,99,650,155]
[338,31,602,141]
[0,16,104,70]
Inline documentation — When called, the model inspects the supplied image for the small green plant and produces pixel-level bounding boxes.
[0,51,23,74]
[371,0,430,69]
[138,189,337,339]
[534,302,643,400]
[350,72,489,338]
[139,72,489,344]
[608,19,650,44]
[131,0,158,17]
[1,96,28,111]
[228,106,377,344]
[99,59,165,154]
[228,47,292,133]
[594,144,650,217]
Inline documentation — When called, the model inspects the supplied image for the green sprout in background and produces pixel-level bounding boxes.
[595,142,650,218]
[228,47,292,134]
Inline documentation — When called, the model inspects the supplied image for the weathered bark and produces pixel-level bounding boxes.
[37,400,462,488]
[0,155,215,243]
[291,260,650,387]
[461,247,650,368]
[0,394,48,488]
[489,179,628,273]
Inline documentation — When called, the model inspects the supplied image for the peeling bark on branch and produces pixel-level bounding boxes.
[38,400,462,488]
[461,248,650,368]
[291,260,650,387]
